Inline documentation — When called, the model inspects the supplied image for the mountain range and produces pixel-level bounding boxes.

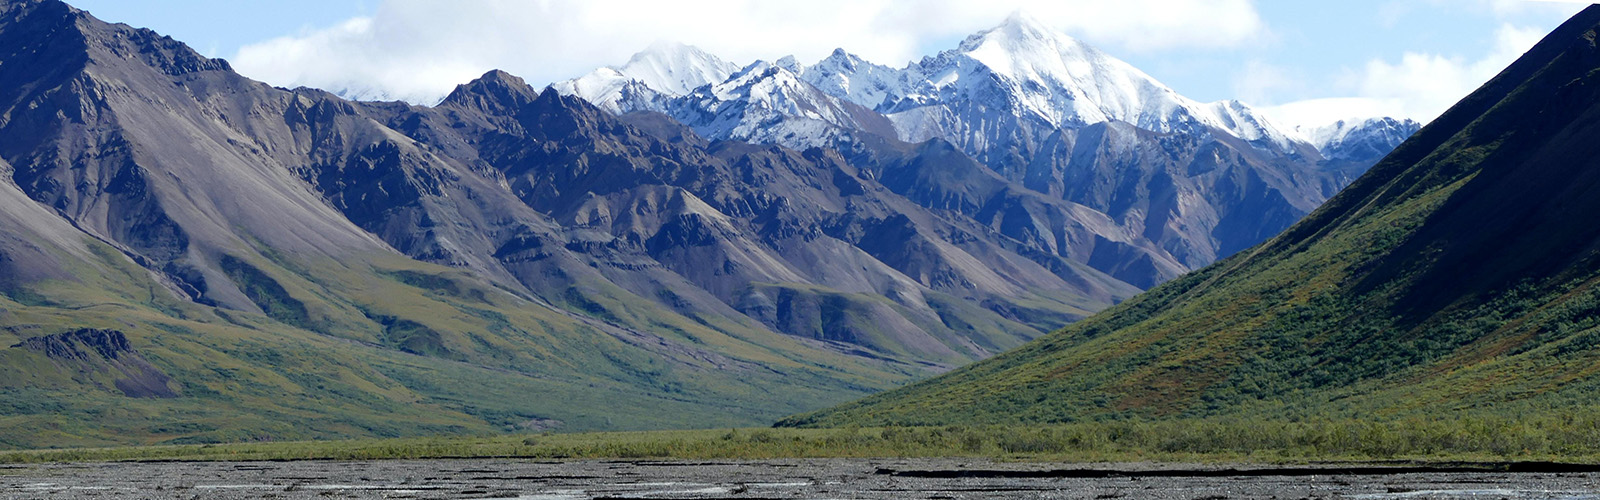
[0,0,1417,447]
[557,13,1420,276]
[783,5,1600,427]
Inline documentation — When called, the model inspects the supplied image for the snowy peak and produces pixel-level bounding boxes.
[553,41,738,114]
[1199,100,1308,153]
[950,10,1120,90]
[955,11,1093,81]
[710,60,813,103]
[773,55,804,74]
[639,57,896,151]
[894,11,1303,153]
[617,41,740,96]
[996,10,1056,37]
[709,60,865,122]
[552,15,1403,162]
[1296,117,1422,162]
[800,48,906,110]
[551,67,650,114]
[821,48,864,71]
[715,59,845,103]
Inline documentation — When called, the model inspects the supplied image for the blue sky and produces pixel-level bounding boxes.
[67,0,1591,127]
[70,1,371,58]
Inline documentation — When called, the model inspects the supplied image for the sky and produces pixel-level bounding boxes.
[67,0,1594,128]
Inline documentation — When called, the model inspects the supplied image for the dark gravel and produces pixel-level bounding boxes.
[3,458,1599,499]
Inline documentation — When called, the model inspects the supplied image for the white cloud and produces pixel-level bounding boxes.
[230,0,1265,104]
[1384,0,1593,19]
[1489,0,1597,17]
[1231,60,1297,105]
[1263,23,1549,128]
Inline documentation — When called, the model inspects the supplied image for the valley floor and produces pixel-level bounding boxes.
[4,458,1600,499]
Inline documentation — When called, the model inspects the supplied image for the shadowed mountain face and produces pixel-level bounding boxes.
[782,6,1600,428]
[301,70,1169,363]
[17,329,177,398]
[0,0,391,310]
[560,18,1412,286]
[0,0,1212,445]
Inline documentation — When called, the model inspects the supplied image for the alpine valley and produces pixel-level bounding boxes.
[0,0,1415,447]
[556,14,1421,278]
[785,5,1600,428]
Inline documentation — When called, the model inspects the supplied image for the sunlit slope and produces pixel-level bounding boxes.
[0,231,918,447]
[783,6,1600,427]
[0,0,1070,448]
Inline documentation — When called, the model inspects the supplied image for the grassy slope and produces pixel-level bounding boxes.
[0,233,923,449]
[8,413,1600,464]
[780,7,1600,428]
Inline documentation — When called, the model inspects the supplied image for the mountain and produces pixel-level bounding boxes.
[1295,117,1424,163]
[0,0,1190,446]
[552,41,738,115]
[792,14,1363,269]
[0,0,926,446]
[780,5,1600,427]
[875,13,1301,156]
[800,48,905,110]
[660,59,899,149]
[558,14,1413,280]
[416,73,1161,363]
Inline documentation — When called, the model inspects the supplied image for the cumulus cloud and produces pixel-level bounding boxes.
[1263,23,1550,128]
[1381,0,1592,26]
[1231,60,1298,105]
[1488,0,1600,16]
[230,0,1265,104]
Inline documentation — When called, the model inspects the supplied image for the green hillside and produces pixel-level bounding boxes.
[781,6,1600,428]
[0,235,917,448]
[0,0,1017,449]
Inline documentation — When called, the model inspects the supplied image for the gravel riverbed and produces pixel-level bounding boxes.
[3,458,1599,499]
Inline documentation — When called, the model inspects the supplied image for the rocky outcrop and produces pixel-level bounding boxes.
[18,328,178,398]
[0,0,1165,370]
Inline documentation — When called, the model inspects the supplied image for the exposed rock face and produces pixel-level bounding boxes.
[19,329,178,398]
[0,0,391,311]
[782,5,1600,428]
[1298,117,1424,163]
[318,76,1156,361]
[0,0,1172,372]
[559,16,1413,289]
[0,0,1229,440]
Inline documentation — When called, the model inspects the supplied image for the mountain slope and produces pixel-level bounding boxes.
[552,42,738,115]
[800,48,905,110]
[879,13,1300,154]
[1296,117,1423,163]
[781,5,1600,427]
[0,0,1195,446]
[403,71,1161,362]
[662,59,900,150]
[0,0,947,447]
[560,16,1411,285]
[862,15,1349,270]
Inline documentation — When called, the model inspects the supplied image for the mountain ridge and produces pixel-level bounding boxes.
[0,0,1204,446]
[780,4,1600,427]
[555,15,1415,285]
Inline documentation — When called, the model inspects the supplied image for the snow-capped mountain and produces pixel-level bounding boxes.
[329,84,434,104]
[551,13,1417,279]
[662,60,896,149]
[872,13,1304,155]
[555,14,1312,162]
[1293,117,1423,163]
[799,48,907,110]
[552,41,738,114]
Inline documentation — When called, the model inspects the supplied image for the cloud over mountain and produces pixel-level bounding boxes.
[230,0,1267,104]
